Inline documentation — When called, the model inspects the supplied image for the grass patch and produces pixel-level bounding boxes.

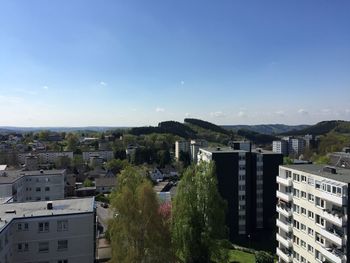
[228,249,255,263]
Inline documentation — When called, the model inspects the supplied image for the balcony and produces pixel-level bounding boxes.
[277,176,293,186]
[320,191,344,205]
[276,203,292,217]
[276,247,292,263]
[322,209,344,227]
[277,190,293,202]
[276,233,292,248]
[319,246,345,263]
[276,218,292,233]
[319,227,343,247]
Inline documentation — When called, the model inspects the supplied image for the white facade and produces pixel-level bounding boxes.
[0,198,95,263]
[82,151,114,161]
[289,138,305,157]
[0,170,66,202]
[190,139,208,163]
[273,140,289,156]
[276,165,348,263]
[17,151,74,165]
[175,141,190,160]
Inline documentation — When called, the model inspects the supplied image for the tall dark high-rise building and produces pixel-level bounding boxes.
[198,145,283,242]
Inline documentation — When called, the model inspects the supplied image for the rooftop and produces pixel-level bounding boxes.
[200,147,278,155]
[0,169,66,184]
[0,197,94,232]
[283,164,350,183]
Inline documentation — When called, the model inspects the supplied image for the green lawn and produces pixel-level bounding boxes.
[229,249,256,263]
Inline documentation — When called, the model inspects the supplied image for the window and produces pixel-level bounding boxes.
[17,243,28,252]
[36,187,41,192]
[301,207,306,215]
[308,211,314,219]
[293,189,300,198]
[308,244,314,253]
[308,177,314,185]
[38,222,49,233]
[45,187,50,191]
[38,242,49,253]
[315,233,325,245]
[301,175,307,182]
[57,240,68,251]
[316,197,325,208]
[308,227,314,236]
[315,215,325,227]
[293,173,300,182]
[293,220,300,230]
[58,260,68,263]
[57,220,68,232]
[17,223,22,231]
[308,194,314,202]
[293,204,300,214]
[300,223,306,232]
[24,223,28,231]
[301,191,307,199]
[301,240,306,248]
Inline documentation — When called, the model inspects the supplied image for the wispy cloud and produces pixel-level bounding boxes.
[210,111,225,118]
[275,110,285,116]
[185,113,191,117]
[321,108,331,114]
[155,107,165,113]
[237,111,247,117]
[298,108,308,115]
[0,95,24,104]
[180,80,185,85]
[100,81,107,86]
[42,86,49,90]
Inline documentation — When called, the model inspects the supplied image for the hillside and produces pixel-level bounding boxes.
[184,118,230,135]
[236,129,278,145]
[280,120,350,136]
[222,124,309,135]
[129,121,197,139]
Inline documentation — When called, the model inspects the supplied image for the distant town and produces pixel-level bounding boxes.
[0,118,349,262]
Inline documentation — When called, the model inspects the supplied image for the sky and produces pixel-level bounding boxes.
[0,0,350,127]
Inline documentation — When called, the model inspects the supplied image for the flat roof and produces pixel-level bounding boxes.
[282,164,350,183]
[0,197,94,232]
[0,169,66,184]
[200,147,278,155]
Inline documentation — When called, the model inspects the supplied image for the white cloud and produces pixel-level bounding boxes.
[185,113,191,117]
[0,95,24,104]
[237,111,247,117]
[155,107,165,113]
[42,86,49,90]
[180,80,185,85]
[345,109,350,114]
[321,108,331,114]
[275,110,285,116]
[210,111,225,118]
[100,81,107,86]
[298,109,308,115]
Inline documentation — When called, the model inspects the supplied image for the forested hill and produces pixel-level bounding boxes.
[184,118,230,135]
[222,124,309,135]
[280,120,350,136]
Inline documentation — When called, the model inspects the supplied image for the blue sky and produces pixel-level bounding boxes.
[0,0,349,126]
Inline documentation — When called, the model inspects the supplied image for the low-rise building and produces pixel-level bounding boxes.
[0,169,66,202]
[82,151,114,162]
[0,197,96,263]
[95,177,117,194]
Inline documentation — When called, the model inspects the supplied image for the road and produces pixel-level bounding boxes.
[96,201,113,232]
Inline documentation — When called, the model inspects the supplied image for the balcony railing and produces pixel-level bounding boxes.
[276,233,292,248]
[276,218,292,233]
[322,209,344,227]
[319,227,343,247]
[320,191,344,205]
[276,247,292,263]
[277,176,293,186]
[277,190,293,202]
[319,246,345,263]
[276,203,292,217]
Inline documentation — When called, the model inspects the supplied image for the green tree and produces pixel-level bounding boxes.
[283,156,293,165]
[83,178,94,187]
[157,149,171,167]
[105,159,129,174]
[66,133,79,151]
[255,251,274,263]
[172,162,228,263]
[108,167,173,263]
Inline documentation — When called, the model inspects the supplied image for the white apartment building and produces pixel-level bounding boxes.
[82,151,114,162]
[190,139,208,163]
[0,197,95,263]
[0,170,66,202]
[175,140,190,160]
[276,164,349,263]
[273,140,289,156]
[17,151,74,165]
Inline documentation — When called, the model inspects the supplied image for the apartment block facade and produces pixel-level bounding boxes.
[0,170,66,202]
[198,147,283,241]
[0,198,95,263]
[175,140,190,160]
[82,150,114,162]
[277,164,349,263]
